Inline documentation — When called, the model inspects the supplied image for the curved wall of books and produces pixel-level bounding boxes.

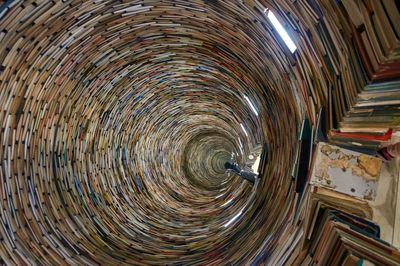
[1,0,400,265]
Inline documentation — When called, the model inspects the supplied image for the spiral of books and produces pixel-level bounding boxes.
[0,1,300,264]
[2,0,400,265]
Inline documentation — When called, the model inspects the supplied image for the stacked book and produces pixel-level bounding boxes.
[279,0,400,153]
[305,206,400,265]
[0,0,304,264]
[330,0,400,152]
[254,1,400,262]
[290,142,400,264]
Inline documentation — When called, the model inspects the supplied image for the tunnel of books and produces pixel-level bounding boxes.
[1,0,400,265]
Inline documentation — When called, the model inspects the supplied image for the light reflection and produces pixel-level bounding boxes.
[221,198,233,207]
[244,95,259,116]
[265,9,297,53]
[252,155,261,174]
[224,207,245,227]
[240,123,248,137]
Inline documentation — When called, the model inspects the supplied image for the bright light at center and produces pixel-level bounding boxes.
[252,155,261,174]
[266,9,297,53]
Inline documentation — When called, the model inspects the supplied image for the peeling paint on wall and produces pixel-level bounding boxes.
[311,143,382,200]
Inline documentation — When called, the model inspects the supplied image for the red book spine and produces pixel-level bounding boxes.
[330,128,392,141]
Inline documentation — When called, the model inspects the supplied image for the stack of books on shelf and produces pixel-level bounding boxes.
[329,0,400,153]
[292,142,400,265]
[284,0,400,153]
[305,206,400,265]
[273,1,400,259]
